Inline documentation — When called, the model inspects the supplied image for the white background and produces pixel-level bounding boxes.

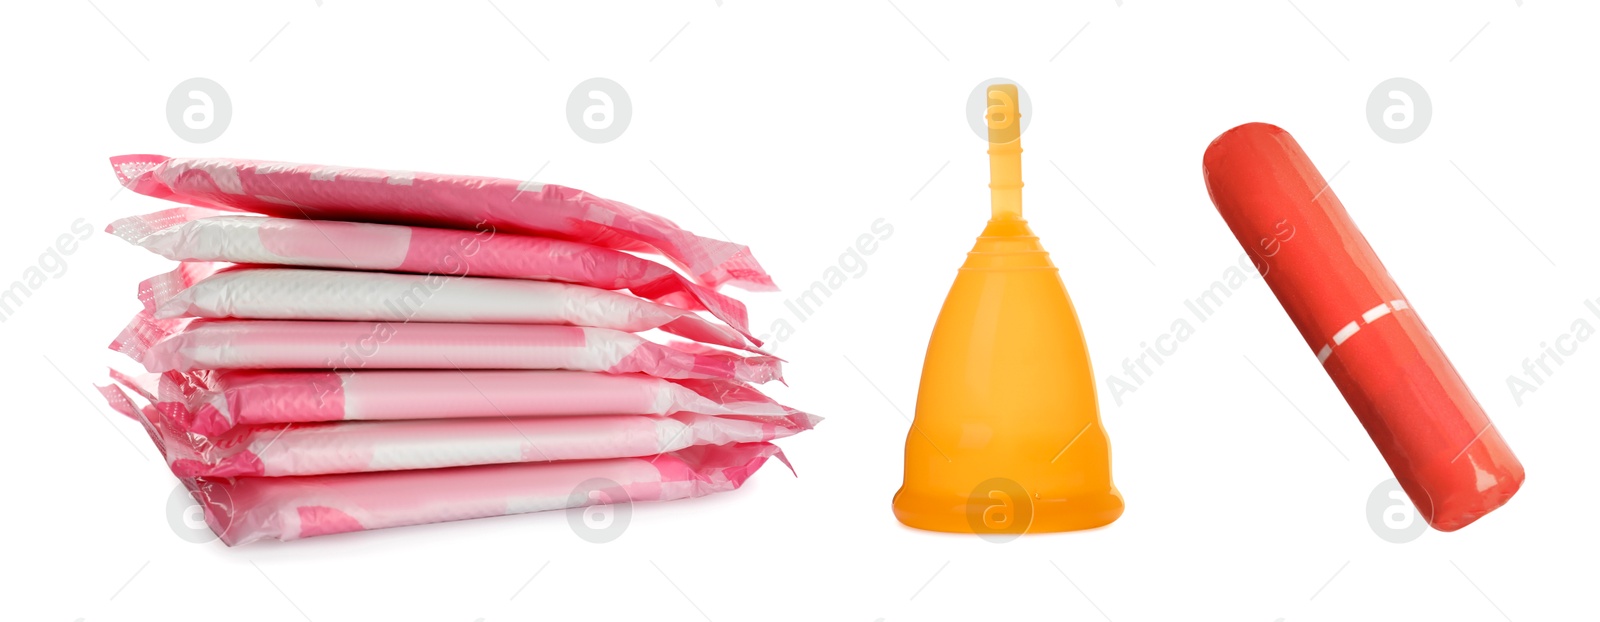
[3,1,1596,620]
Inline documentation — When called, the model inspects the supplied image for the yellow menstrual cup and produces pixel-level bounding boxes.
[892,84,1123,535]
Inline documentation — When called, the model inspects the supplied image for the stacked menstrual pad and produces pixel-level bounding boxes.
[97,155,814,545]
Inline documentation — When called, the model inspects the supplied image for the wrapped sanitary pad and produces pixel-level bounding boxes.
[153,369,792,437]
[107,208,755,341]
[170,441,785,545]
[102,382,817,477]
[112,315,783,382]
[110,155,776,291]
[142,263,756,351]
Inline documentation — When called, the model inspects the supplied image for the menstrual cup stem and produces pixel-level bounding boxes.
[986,84,1024,220]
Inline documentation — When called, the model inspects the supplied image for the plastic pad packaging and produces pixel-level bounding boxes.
[155,369,792,437]
[156,440,784,545]
[143,263,756,351]
[113,315,783,383]
[102,382,817,477]
[110,155,775,292]
[107,208,756,342]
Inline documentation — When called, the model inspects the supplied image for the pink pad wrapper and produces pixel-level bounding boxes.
[142,263,758,352]
[155,369,794,438]
[101,382,818,478]
[106,208,756,343]
[109,155,776,292]
[162,439,786,546]
[112,315,783,383]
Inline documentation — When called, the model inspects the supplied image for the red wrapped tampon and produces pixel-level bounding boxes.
[1203,123,1523,531]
